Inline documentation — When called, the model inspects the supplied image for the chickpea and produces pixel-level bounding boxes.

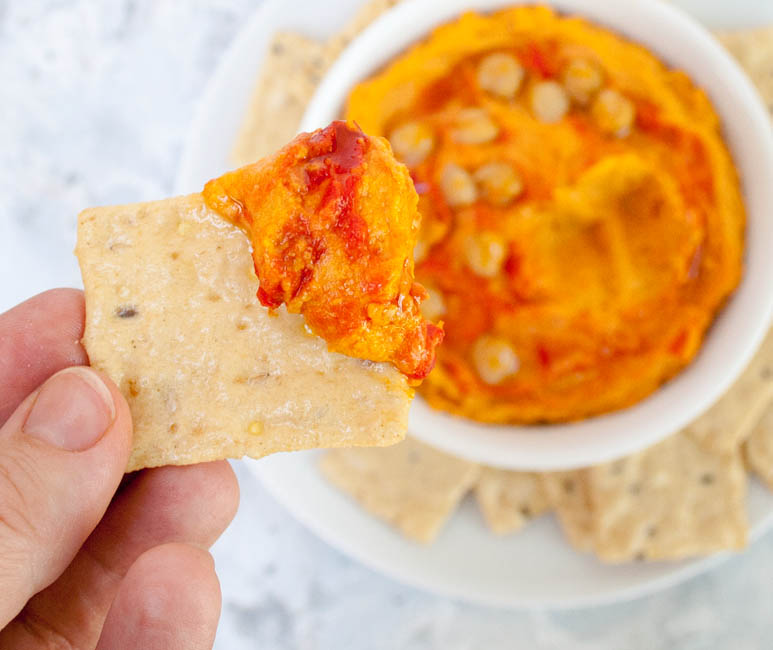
[450,108,500,145]
[530,80,570,123]
[591,88,636,137]
[420,286,447,321]
[474,162,524,206]
[477,52,525,99]
[389,121,435,166]
[464,231,507,278]
[472,335,520,385]
[591,88,636,138]
[440,163,478,207]
[562,58,603,105]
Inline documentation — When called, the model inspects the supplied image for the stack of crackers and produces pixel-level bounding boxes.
[321,328,771,561]
[231,0,773,562]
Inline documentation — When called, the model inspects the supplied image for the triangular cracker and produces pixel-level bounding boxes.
[77,194,411,472]
[230,1,403,168]
[326,0,403,55]
[319,437,479,544]
[540,470,594,551]
[745,402,773,490]
[588,433,747,562]
[475,468,551,535]
[230,32,333,167]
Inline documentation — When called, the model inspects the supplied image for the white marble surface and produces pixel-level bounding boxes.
[2,1,773,648]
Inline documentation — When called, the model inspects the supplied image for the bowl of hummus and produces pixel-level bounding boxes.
[301,0,773,470]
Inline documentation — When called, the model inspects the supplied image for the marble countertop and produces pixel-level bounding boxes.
[2,1,773,648]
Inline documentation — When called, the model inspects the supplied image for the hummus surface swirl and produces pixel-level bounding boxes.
[347,6,745,423]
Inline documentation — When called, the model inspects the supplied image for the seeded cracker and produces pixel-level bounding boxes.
[320,437,479,544]
[540,470,594,551]
[230,32,333,167]
[475,468,551,535]
[230,1,403,167]
[588,433,747,562]
[684,331,773,454]
[76,194,412,472]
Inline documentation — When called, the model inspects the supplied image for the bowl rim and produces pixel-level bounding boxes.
[301,0,773,470]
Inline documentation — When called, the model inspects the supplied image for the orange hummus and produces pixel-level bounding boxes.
[204,121,443,381]
[346,6,744,423]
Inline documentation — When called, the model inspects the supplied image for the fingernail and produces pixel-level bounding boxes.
[24,367,116,451]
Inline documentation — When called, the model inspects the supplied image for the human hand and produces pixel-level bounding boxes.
[0,289,239,649]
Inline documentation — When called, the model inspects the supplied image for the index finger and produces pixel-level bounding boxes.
[0,288,88,424]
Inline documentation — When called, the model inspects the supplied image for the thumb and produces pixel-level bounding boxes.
[0,366,132,626]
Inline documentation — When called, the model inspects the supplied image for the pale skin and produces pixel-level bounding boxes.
[0,289,240,649]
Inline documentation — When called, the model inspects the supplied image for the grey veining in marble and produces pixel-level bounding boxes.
[2,1,773,649]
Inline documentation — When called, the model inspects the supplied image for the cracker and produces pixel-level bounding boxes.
[718,27,773,118]
[326,0,403,56]
[745,402,773,490]
[76,194,411,472]
[230,32,333,167]
[319,437,479,544]
[684,331,773,454]
[474,468,551,535]
[231,1,402,167]
[588,433,747,562]
[540,470,594,551]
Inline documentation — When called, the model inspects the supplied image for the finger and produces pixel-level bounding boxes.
[96,544,221,650]
[2,461,238,649]
[0,288,88,425]
[0,366,131,625]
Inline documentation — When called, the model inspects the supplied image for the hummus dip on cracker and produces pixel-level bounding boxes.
[77,121,441,471]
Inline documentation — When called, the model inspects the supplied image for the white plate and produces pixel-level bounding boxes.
[252,451,773,609]
[176,0,773,608]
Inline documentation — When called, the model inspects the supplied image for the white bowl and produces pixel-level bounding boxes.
[301,0,773,471]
